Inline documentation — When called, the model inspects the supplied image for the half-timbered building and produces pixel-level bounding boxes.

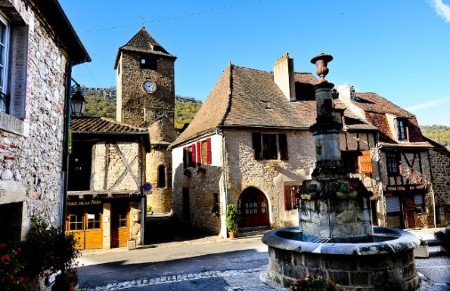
[66,116,150,249]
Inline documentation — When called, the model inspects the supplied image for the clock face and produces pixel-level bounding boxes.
[143,80,157,93]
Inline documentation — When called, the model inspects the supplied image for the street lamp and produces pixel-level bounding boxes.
[70,87,86,116]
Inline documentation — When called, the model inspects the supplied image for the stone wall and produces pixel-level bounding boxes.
[429,148,450,225]
[224,129,316,229]
[0,0,69,238]
[91,142,141,191]
[147,147,173,213]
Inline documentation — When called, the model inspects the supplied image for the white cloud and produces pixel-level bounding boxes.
[429,0,450,22]
[406,95,450,111]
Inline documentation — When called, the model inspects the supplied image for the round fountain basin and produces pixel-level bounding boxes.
[263,226,420,290]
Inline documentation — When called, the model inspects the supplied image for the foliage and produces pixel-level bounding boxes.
[420,125,450,150]
[225,204,239,232]
[419,238,428,247]
[84,91,116,119]
[174,95,202,130]
[0,242,26,290]
[291,274,342,291]
[0,217,80,290]
[434,227,450,253]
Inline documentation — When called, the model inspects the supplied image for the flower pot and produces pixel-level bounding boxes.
[228,231,237,239]
[414,246,429,258]
[300,194,312,200]
[337,191,358,199]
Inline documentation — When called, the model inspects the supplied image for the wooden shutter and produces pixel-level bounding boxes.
[279,134,288,160]
[206,138,212,165]
[252,133,262,160]
[358,150,372,174]
[284,186,291,210]
[196,141,201,165]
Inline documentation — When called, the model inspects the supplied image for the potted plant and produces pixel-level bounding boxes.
[226,204,239,239]
[331,178,358,199]
[414,238,429,258]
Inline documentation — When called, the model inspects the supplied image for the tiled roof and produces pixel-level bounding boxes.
[352,92,413,117]
[114,27,175,68]
[71,117,148,135]
[172,65,375,147]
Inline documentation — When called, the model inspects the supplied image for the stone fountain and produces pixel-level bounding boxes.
[262,54,420,290]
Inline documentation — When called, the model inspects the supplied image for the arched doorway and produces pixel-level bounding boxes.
[237,187,270,228]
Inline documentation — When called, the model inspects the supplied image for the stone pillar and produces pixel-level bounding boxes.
[102,203,111,249]
[129,202,141,246]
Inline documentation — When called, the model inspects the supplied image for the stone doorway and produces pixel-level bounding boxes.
[237,187,270,228]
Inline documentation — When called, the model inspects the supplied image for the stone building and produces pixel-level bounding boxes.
[115,27,177,214]
[171,54,379,238]
[0,0,89,242]
[66,117,150,249]
[170,54,449,237]
[336,86,450,229]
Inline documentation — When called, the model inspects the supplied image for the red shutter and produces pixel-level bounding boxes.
[196,141,201,165]
[206,138,212,165]
[191,144,196,166]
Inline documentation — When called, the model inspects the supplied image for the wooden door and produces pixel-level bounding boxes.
[111,203,130,248]
[238,187,270,228]
[66,205,103,250]
[402,198,417,228]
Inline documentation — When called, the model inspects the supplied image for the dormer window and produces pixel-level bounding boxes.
[397,118,408,141]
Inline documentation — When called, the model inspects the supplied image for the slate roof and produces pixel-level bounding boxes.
[71,117,148,135]
[114,27,175,68]
[172,65,375,147]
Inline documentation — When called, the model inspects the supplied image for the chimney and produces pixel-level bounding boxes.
[274,53,296,102]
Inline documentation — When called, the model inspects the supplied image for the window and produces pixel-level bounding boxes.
[68,214,83,231]
[284,185,299,210]
[157,165,166,188]
[0,16,9,113]
[252,133,288,161]
[140,55,157,70]
[183,138,212,168]
[397,118,408,141]
[386,153,401,176]
[211,193,220,215]
[86,212,101,229]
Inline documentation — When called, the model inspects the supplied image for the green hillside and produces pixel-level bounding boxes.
[79,87,203,129]
[420,125,450,150]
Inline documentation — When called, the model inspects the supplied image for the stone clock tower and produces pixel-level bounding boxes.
[115,27,177,214]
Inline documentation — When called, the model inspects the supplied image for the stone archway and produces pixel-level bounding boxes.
[237,187,270,228]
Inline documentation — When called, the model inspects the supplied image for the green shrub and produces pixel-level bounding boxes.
[225,204,239,232]
[291,273,342,291]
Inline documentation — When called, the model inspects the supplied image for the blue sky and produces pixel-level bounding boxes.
[59,0,450,126]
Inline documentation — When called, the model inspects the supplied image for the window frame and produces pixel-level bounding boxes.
[0,14,10,113]
[252,133,288,161]
[284,185,299,211]
[386,153,401,176]
[397,118,408,141]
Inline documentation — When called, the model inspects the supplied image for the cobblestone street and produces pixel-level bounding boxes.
[77,232,450,290]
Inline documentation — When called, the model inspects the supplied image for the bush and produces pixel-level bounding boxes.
[0,217,80,290]
[225,204,239,232]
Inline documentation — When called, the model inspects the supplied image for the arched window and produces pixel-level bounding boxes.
[157,165,166,188]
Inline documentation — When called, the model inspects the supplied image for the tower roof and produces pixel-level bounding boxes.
[114,27,176,68]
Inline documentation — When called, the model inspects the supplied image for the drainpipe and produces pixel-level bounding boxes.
[60,61,73,230]
[221,129,229,238]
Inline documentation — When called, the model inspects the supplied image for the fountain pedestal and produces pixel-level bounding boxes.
[263,53,420,290]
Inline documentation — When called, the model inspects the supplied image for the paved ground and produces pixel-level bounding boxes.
[77,229,450,290]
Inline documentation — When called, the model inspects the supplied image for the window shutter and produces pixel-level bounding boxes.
[252,133,262,160]
[206,138,212,165]
[284,186,290,210]
[279,134,288,160]
[191,144,196,166]
[358,150,372,174]
[196,141,201,165]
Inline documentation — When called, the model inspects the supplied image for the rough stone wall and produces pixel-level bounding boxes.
[0,1,69,236]
[147,147,173,213]
[429,148,450,225]
[117,52,175,127]
[91,142,141,191]
[224,129,316,228]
